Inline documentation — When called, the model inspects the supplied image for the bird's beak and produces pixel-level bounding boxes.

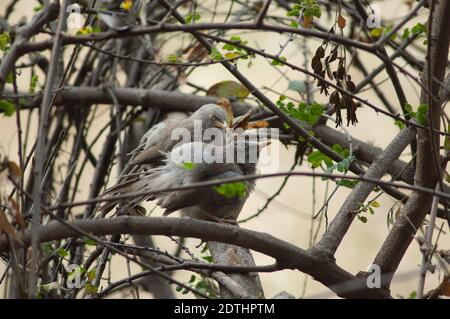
[232,108,256,130]
[258,140,271,149]
[214,120,227,129]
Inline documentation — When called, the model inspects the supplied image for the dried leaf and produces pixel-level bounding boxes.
[7,161,21,184]
[325,59,334,80]
[336,65,345,80]
[315,46,325,58]
[184,42,209,62]
[329,47,338,63]
[302,15,313,28]
[337,15,346,29]
[246,121,270,129]
[329,90,340,104]
[0,210,22,245]
[346,80,356,93]
[311,56,322,73]
[10,199,26,230]
[441,279,450,296]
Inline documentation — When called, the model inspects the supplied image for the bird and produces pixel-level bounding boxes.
[102,136,270,223]
[160,137,270,222]
[129,103,234,165]
[98,102,255,216]
[96,0,142,31]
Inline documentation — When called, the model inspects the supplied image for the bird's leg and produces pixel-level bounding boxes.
[198,211,237,225]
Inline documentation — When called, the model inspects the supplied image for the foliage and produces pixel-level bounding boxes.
[214,182,247,199]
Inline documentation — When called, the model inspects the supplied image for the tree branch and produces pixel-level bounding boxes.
[20,86,250,116]
[373,0,450,289]
[0,2,59,98]
[313,126,416,257]
[0,216,391,298]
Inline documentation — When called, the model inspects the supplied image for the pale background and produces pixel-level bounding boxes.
[0,0,448,298]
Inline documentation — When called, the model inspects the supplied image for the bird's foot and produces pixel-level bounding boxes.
[199,212,237,225]
[220,218,238,225]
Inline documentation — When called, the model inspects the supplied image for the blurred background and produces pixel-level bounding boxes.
[0,0,448,298]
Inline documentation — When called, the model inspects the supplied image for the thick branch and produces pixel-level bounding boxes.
[0,216,390,299]
[21,86,250,116]
[313,126,417,257]
[0,2,59,98]
[373,0,450,289]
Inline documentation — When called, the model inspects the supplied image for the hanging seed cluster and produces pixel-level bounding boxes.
[311,43,360,127]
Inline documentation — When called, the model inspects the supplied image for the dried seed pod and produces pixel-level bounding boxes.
[315,46,325,58]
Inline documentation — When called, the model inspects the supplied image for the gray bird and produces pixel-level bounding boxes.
[97,0,141,31]
[130,103,233,165]
[129,137,269,223]
[98,103,236,215]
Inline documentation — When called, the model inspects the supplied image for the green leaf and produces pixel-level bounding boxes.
[182,288,190,295]
[201,244,209,253]
[42,243,53,256]
[202,255,213,263]
[186,13,200,24]
[417,103,428,114]
[33,4,43,12]
[404,102,413,114]
[332,144,349,158]
[222,43,235,51]
[279,99,324,125]
[0,100,15,117]
[411,23,426,35]
[290,21,299,27]
[307,150,332,168]
[271,56,287,66]
[224,52,240,60]
[182,162,195,170]
[286,9,300,17]
[175,285,183,292]
[189,275,196,283]
[213,182,247,199]
[0,32,10,51]
[167,54,178,62]
[370,201,380,208]
[444,125,450,151]
[57,247,69,258]
[206,80,249,99]
[370,27,384,38]
[29,73,38,93]
[338,179,358,189]
[358,216,367,223]
[335,156,353,172]
[402,28,410,40]
[394,120,406,129]
[84,238,97,246]
[416,103,428,125]
[6,72,13,84]
[209,47,223,62]
[85,283,98,295]
[311,5,322,18]
[384,25,397,40]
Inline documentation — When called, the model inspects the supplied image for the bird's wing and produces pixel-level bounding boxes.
[129,142,165,165]
[160,170,244,216]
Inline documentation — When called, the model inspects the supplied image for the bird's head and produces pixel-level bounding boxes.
[192,103,229,130]
[228,136,271,164]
